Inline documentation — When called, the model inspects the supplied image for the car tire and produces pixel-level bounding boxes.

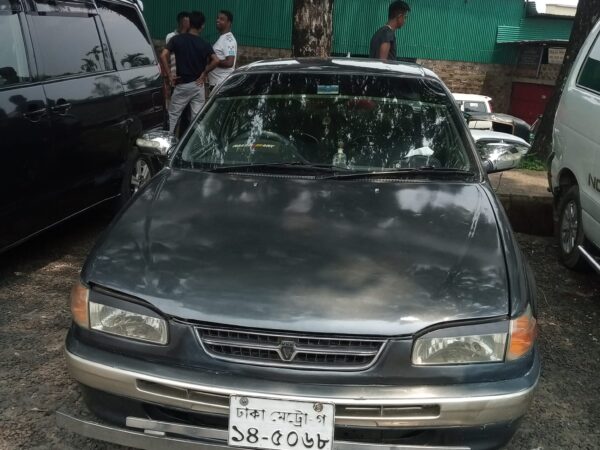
[116,151,155,211]
[129,154,154,195]
[556,185,589,271]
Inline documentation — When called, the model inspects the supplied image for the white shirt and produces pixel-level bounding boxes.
[209,32,237,87]
[165,30,179,76]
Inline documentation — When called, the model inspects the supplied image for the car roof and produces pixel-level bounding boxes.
[452,93,492,102]
[470,129,530,146]
[17,0,143,11]
[238,58,440,79]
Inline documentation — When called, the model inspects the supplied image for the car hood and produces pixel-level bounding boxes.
[83,170,509,336]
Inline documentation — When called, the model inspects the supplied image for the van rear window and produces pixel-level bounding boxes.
[98,1,156,71]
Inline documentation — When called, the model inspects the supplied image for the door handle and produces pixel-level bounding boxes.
[23,107,48,123]
[51,99,72,115]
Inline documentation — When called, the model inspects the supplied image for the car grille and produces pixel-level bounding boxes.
[195,326,386,370]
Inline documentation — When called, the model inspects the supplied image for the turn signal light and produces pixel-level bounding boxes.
[506,305,537,360]
[70,282,90,329]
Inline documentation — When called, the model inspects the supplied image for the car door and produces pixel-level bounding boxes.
[0,2,54,250]
[26,0,129,216]
[97,0,164,134]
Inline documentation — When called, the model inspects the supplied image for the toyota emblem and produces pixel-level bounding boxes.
[280,341,296,361]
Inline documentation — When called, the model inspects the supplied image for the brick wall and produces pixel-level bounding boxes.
[152,40,292,68]
[417,59,515,113]
[237,46,292,67]
[417,59,561,113]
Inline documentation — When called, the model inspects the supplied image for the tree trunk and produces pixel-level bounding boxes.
[292,0,334,57]
[530,0,600,160]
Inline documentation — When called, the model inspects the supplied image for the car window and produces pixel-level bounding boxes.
[577,33,600,94]
[0,0,19,11]
[97,1,156,70]
[31,0,95,14]
[28,14,108,79]
[0,13,31,87]
[463,101,486,113]
[176,73,474,173]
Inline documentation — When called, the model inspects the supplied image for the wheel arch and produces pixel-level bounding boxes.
[558,168,578,189]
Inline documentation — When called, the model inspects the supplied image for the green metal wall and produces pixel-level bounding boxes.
[143,0,292,49]
[497,18,573,44]
[141,0,571,64]
[333,0,523,63]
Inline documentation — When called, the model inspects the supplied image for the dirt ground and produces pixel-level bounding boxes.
[0,206,598,450]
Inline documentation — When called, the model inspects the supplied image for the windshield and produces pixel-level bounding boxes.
[458,100,487,113]
[174,72,476,175]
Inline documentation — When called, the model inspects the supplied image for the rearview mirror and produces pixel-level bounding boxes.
[136,130,178,158]
[480,143,523,174]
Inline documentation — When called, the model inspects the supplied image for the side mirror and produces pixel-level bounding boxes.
[136,130,178,158]
[480,143,523,173]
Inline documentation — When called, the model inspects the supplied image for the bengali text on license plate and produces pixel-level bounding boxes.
[228,395,335,450]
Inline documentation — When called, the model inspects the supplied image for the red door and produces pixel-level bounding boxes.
[509,82,555,125]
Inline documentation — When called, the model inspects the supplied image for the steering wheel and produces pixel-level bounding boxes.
[229,130,309,164]
[295,132,320,145]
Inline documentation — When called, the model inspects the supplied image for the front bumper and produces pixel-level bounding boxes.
[57,411,479,450]
[65,348,538,429]
[61,341,539,449]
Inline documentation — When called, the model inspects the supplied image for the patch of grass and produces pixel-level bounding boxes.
[519,154,546,171]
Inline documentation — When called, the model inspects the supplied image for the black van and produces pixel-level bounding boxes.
[0,0,164,252]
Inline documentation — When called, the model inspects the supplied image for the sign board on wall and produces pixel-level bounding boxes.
[548,48,566,65]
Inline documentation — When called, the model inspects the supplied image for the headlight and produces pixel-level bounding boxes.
[412,306,536,365]
[89,301,168,345]
[413,332,507,365]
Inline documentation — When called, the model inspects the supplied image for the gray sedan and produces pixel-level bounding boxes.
[59,58,539,450]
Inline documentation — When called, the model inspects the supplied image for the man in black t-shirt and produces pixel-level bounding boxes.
[160,11,219,134]
[369,1,410,61]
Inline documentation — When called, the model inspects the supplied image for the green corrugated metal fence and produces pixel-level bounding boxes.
[143,0,292,49]
[333,0,523,63]
[141,0,572,64]
[497,18,573,44]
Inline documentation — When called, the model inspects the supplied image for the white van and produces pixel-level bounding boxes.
[550,18,600,272]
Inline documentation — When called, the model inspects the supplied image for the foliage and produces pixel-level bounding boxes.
[519,154,546,171]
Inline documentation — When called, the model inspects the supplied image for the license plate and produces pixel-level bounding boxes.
[228,395,335,450]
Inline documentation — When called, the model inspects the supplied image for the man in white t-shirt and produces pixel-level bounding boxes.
[208,10,237,93]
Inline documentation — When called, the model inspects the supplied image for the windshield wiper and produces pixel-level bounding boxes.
[207,162,352,174]
[322,167,477,181]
